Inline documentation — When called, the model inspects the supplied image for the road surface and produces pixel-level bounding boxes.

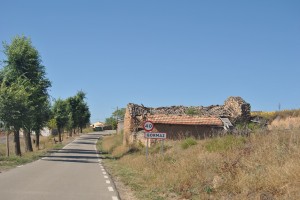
[0,131,119,200]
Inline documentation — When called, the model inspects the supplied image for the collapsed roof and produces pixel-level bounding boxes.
[127,96,251,125]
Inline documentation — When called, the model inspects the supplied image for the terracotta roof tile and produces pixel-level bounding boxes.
[147,114,223,126]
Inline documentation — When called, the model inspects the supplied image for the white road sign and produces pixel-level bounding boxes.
[144,132,167,139]
[143,121,154,132]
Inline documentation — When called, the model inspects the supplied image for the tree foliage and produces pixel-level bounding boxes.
[52,91,90,139]
[0,35,51,153]
[0,78,30,131]
[112,108,126,120]
[105,117,117,130]
[66,91,90,133]
[52,99,68,142]
[105,108,125,130]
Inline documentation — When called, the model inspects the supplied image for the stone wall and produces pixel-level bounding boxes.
[223,96,251,123]
[123,96,251,145]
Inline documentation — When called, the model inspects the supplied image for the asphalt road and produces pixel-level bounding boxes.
[0,131,119,200]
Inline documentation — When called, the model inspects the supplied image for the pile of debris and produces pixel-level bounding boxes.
[127,96,251,124]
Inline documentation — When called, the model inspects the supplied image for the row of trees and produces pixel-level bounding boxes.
[0,36,90,156]
[51,91,91,143]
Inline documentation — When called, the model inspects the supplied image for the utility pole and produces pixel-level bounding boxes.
[116,106,119,122]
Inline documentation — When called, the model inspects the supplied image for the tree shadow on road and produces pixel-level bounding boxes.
[40,149,114,163]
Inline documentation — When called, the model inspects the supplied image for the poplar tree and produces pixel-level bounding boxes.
[1,35,51,153]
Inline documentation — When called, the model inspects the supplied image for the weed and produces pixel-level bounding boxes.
[205,135,246,152]
[185,107,199,116]
[101,133,123,153]
[204,185,213,194]
[181,137,197,149]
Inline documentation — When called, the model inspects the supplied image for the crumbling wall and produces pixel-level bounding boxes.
[223,96,251,123]
[123,96,251,145]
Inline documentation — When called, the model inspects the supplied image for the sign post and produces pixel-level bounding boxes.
[143,121,167,158]
[160,139,164,154]
[143,121,154,160]
[144,132,167,157]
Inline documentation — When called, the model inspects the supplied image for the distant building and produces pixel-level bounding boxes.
[20,127,58,137]
[90,122,105,131]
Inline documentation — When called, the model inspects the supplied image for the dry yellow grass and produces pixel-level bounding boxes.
[0,133,74,171]
[252,109,300,122]
[112,145,130,158]
[269,117,300,130]
[103,129,300,200]
[100,133,124,154]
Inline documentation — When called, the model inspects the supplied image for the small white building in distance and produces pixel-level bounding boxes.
[90,122,105,131]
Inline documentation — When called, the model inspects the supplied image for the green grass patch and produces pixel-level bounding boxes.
[181,137,197,149]
[0,151,46,171]
[204,135,246,152]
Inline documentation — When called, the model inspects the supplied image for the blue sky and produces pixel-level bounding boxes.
[1,1,299,122]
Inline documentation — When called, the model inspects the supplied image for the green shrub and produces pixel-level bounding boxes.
[181,137,197,149]
[205,135,246,152]
[236,122,261,131]
[185,108,199,116]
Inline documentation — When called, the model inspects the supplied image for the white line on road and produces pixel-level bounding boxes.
[104,175,108,179]
[102,172,107,175]
[112,196,119,200]
[108,187,114,192]
[101,169,105,171]
[106,180,111,184]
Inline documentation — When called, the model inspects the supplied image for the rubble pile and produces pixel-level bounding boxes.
[127,96,251,124]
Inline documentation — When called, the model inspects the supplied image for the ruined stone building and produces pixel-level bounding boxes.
[123,96,251,145]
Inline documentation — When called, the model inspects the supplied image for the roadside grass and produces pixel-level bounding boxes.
[0,134,72,172]
[82,127,94,133]
[100,129,300,199]
[97,132,125,156]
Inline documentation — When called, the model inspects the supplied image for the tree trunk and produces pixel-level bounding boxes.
[24,130,33,152]
[80,126,83,133]
[14,130,21,156]
[58,128,62,142]
[35,130,40,149]
[6,132,10,157]
[69,130,72,137]
[73,128,76,135]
